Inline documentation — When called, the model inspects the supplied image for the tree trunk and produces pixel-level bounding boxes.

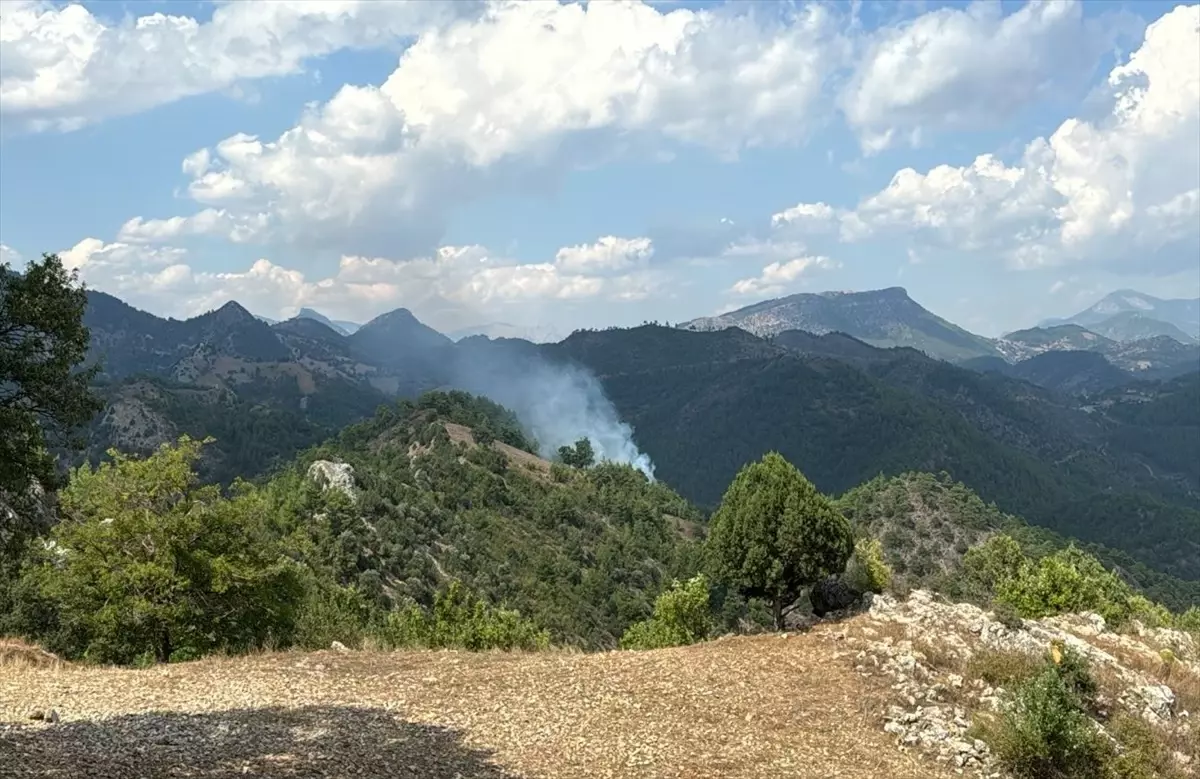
[158,629,172,664]
[772,597,784,631]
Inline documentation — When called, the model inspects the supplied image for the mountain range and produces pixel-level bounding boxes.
[681,287,1199,391]
[77,286,1200,608]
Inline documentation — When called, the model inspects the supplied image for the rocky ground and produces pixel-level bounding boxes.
[2,591,1196,778]
[832,590,1198,778]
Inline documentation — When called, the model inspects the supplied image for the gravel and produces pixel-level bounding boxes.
[1,630,956,778]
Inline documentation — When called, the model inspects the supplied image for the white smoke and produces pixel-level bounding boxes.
[450,346,655,480]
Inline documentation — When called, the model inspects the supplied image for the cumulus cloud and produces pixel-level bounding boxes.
[730,255,836,296]
[119,0,846,256]
[554,236,653,274]
[839,0,1128,153]
[0,0,475,132]
[118,209,270,244]
[769,201,842,232]
[0,244,22,266]
[839,4,1200,273]
[58,231,656,328]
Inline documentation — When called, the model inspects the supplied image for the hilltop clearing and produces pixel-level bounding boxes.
[4,590,1197,778]
[1,629,953,779]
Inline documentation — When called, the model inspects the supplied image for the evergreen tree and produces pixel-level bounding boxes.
[0,253,101,516]
[707,452,853,629]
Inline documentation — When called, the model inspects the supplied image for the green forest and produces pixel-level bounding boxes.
[2,253,1198,669]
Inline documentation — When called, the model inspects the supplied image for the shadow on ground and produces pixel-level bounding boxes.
[0,705,521,778]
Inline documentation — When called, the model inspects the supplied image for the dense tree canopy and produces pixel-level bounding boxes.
[23,437,304,664]
[0,253,101,513]
[707,452,853,629]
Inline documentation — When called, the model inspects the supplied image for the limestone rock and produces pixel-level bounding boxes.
[307,461,357,501]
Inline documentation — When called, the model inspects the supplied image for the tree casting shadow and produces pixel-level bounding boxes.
[0,704,522,778]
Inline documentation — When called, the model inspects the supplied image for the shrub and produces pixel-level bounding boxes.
[1107,712,1184,779]
[997,546,1140,627]
[371,581,549,652]
[845,537,892,594]
[28,438,304,664]
[980,662,1114,779]
[293,583,371,650]
[621,574,712,650]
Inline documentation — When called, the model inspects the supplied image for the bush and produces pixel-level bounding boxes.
[370,581,549,652]
[995,546,1142,628]
[621,575,712,650]
[293,583,371,650]
[845,537,892,594]
[980,663,1113,778]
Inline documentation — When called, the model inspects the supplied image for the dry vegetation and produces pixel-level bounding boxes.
[0,629,957,779]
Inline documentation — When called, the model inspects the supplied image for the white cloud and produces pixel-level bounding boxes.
[839,0,1125,153]
[0,243,21,266]
[118,209,270,244]
[730,255,836,296]
[132,0,846,255]
[0,0,473,132]
[59,231,655,328]
[841,4,1200,273]
[769,201,841,231]
[554,236,653,274]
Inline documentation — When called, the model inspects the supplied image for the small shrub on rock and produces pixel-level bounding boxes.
[845,537,893,595]
[978,646,1116,779]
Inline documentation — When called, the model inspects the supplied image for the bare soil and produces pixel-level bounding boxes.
[0,627,954,778]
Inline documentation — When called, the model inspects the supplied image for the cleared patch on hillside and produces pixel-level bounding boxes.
[0,632,954,779]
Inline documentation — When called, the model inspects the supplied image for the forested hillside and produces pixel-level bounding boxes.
[546,326,1200,582]
[74,289,1200,589]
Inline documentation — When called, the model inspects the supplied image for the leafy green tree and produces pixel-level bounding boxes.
[620,574,713,650]
[706,452,853,629]
[558,437,595,469]
[0,252,101,516]
[29,436,304,664]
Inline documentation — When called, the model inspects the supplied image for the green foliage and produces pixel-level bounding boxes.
[996,546,1142,627]
[284,392,705,650]
[292,581,371,650]
[844,537,892,594]
[557,437,596,469]
[620,574,712,650]
[0,252,102,524]
[707,452,853,629]
[978,651,1114,779]
[372,581,549,651]
[1180,607,1200,633]
[26,437,303,664]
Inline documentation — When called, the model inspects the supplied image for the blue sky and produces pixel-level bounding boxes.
[1,0,1197,340]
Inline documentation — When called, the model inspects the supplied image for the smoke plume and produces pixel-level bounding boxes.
[450,344,655,480]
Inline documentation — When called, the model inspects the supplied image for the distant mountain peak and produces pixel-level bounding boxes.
[296,308,350,336]
[679,286,998,363]
[206,300,256,326]
[1045,288,1200,344]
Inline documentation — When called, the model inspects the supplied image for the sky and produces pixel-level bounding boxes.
[1,0,1198,340]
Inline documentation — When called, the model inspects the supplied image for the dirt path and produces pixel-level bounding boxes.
[1,628,952,778]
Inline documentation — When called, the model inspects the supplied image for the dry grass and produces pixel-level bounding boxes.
[0,639,62,671]
[0,634,958,779]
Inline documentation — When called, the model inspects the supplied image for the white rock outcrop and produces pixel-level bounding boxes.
[306,460,357,501]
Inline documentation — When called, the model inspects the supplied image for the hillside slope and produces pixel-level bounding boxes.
[544,326,1200,582]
